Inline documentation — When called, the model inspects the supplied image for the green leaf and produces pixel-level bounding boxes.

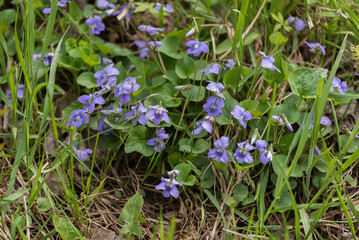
[133,2,155,13]
[52,215,83,240]
[76,72,97,88]
[83,4,95,18]
[180,85,205,102]
[344,175,357,187]
[158,37,184,59]
[175,163,196,186]
[0,9,16,24]
[77,47,100,66]
[179,138,210,154]
[118,193,144,239]
[125,126,155,157]
[223,67,241,90]
[216,39,232,55]
[175,56,196,79]
[269,32,288,46]
[288,67,328,98]
[273,101,300,124]
[36,197,52,212]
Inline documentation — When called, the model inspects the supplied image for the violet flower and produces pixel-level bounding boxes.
[69,109,89,128]
[185,28,195,38]
[186,41,209,56]
[154,3,174,13]
[78,92,105,114]
[255,140,273,164]
[258,51,281,73]
[192,116,214,135]
[124,103,148,126]
[272,115,284,126]
[43,0,70,14]
[146,105,170,125]
[208,136,230,163]
[97,116,112,135]
[331,77,348,95]
[97,0,111,8]
[86,16,105,35]
[147,127,169,152]
[305,41,326,55]
[280,114,294,132]
[68,141,93,162]
[231,105,252,128]
[233,141,256,164]
[200,64,220,75]
[203,96,225,117]
[174,84,191,90]
[288,16,307,31]
[33,53,54,66]
[94,64,120,87]
[155,170,182,198]
[320,116,331,127]
[148,41,163,48]
[206,81,225,99]
[114,77,140,104]
[134,40,150,58]
[6,84,24,103]
[138,25,164,36]
[224,59,236,70]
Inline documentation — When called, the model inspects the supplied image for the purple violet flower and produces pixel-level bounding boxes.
[97,116,112,135]
[288,16,307,31]
[231,105,252,128]
[148,41,163,48]
[192,116,214,135]
[186,41,209,57]
[134,40,150,58]
[280,114,294,132]
[43,0,70,14]
[6,84,24,103]
[78,92,105,114]
[174,84,191,90]
[114,77,140,104]
[155,171,182,198]
[138,25,164,36]
[147,127,169,152]
[272,115,284,125]
[33,53,54,66]
[86,16,105,35]
[224,59,236,70]
[304,41,326,55]
[68,141,93,162]
[208,136,230,163]
[233,141,256,164]
[69,109,89,128]
[258,51,281,73]
[97,0,110,8]
[331,77,348,95]
[255,140,273,164]
[206,81,225,99]
[320,116,331,127]
[154,3,174,13]
[203,96,225,117]
[146,105,170,125]
[125,103,148,126]
[201,64,220,75]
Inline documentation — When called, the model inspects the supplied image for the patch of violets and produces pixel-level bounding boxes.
[43,0,70,14]
[186,41,209,56]
[287,16,307,31]
[155,170,182,198]
[258,51,281,73]
[154,3,173,13]
[305,41,326,55]
[86,16,105,35]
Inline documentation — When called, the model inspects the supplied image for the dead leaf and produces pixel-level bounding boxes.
[91,228,120,240]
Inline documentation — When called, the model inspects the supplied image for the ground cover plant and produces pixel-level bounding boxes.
[1,0,359,239]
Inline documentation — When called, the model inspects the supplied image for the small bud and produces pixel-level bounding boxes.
[185,28,195,38]
[280,114,293,132]
[250,128,260,145]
